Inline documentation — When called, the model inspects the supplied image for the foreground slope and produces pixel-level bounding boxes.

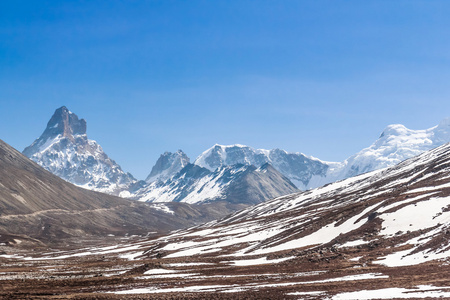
[0,139,224,244]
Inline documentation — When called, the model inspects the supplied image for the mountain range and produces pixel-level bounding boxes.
[0,138,230,245]
[23,106,450,207]
[193,118,450,189]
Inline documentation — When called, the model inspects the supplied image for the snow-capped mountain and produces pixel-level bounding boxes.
[194,119,450,190]
[129,163,298,205]
[23,107,450,206]
[145,150,190,183]
[23,106,136,195]
[194,144,330,189]
[312,117,450,188]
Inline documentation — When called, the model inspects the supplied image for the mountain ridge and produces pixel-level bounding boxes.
[145,150,190,183]
[128,162,298,205]
[23,107,450,205]
[194,118,450,190]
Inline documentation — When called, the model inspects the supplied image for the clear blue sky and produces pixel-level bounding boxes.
[1,1,450,179]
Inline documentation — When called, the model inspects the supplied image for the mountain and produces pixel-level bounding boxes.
[0,138,231,245]
[194,144,330,189]
[145,150,190,183]
[23,106,136,195]
[129,163,298,205]
[329,118,450,178]
[306,118,450,189]
[194,119,450,190]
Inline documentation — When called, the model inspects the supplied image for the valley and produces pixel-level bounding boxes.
[2,140,450,298]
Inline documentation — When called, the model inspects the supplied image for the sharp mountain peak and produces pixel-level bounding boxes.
[46,106,87,139]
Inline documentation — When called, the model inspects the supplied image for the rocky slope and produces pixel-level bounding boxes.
[23,106,136,195]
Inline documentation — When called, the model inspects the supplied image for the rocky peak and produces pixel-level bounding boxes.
[23,106,87,157]
[146,150,190,183]
[45,106,87,140]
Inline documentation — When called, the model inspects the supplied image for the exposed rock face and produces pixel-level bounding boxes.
[23,106,136,195]
[22,106,87,150]
[130,163,298,205]
[145,150,190,183]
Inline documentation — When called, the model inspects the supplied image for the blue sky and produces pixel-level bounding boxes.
[1,1,450,179]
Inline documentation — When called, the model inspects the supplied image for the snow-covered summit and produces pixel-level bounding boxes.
[345,119,450,174]
[310,119,450,189]
[23,106,136,195]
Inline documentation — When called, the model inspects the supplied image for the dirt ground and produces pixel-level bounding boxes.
[1,235,450,300]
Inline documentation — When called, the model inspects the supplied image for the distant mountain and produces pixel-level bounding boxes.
[129,163,298,205]
[145,150,190,183]
[310,118,450,188]
[194,144,330,189]
[23,106,136,195]
[194,119,450,190]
